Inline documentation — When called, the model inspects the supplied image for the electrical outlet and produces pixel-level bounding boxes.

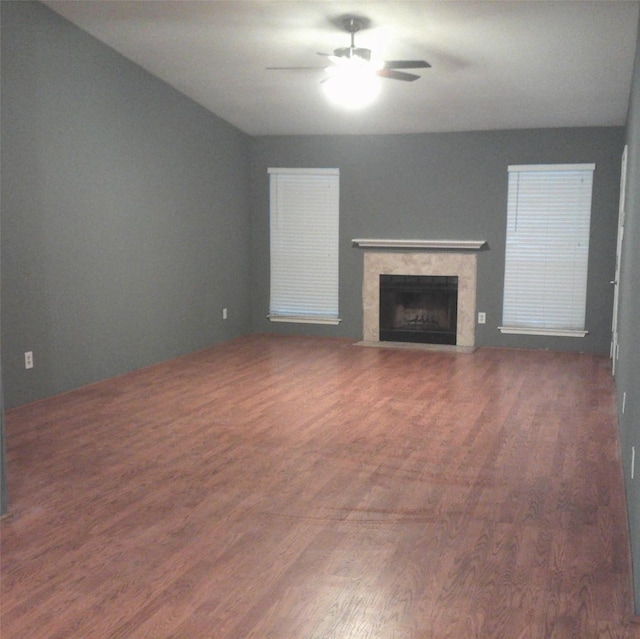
[478,312,486,324]
[24,351,33,369]
[222,308,228,320]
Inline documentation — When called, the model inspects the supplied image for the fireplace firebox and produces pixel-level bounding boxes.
[379,275,458,345]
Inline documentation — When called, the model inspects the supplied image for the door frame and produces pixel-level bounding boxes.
[611,144,627,375]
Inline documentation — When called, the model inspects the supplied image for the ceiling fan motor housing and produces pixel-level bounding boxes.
[334,46,371,61]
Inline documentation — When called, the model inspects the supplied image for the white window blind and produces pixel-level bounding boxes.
[500,164,595,337]
[268,168,340,324]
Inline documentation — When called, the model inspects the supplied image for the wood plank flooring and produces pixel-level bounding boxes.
[1,334,637,638]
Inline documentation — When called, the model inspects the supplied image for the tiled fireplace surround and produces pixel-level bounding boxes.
[360,249,479,348]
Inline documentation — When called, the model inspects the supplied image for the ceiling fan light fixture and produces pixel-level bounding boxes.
[322,57,381,109]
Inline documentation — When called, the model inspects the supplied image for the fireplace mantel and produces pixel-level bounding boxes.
[352,239,486,250]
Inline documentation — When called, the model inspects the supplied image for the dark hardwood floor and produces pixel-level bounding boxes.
[1,334,637,638]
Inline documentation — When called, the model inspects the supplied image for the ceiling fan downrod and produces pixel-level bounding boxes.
[337,17,370,62]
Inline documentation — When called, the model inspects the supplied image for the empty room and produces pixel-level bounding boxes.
[2,1,640,637]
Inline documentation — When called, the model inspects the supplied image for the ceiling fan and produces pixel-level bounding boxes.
[268,16,431,82]
[319,17,431,82]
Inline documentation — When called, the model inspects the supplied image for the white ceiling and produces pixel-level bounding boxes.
[42,1,640,136]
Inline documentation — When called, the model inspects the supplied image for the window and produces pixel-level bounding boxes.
[499,164,595,337]
[268,168,340,324]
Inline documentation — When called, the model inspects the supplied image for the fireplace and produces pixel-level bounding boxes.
[358,248,480,348]
[379,275,458,345]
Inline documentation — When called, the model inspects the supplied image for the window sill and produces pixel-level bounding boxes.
[498,326,588,338]
[268,315,341,326]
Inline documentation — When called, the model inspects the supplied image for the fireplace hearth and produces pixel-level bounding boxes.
[379,275,458,345]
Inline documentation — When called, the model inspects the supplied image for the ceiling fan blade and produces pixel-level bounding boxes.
[376,68,421,82]
[267,66,324,71]
[383,60,431,69]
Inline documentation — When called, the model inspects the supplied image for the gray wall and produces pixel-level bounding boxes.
[250,128,624,353]
[0,2,5,516]
[1,1,253,409]
[0,370,6,516]
[618,12,640,615]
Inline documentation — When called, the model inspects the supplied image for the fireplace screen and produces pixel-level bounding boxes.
[379,275,458,345]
